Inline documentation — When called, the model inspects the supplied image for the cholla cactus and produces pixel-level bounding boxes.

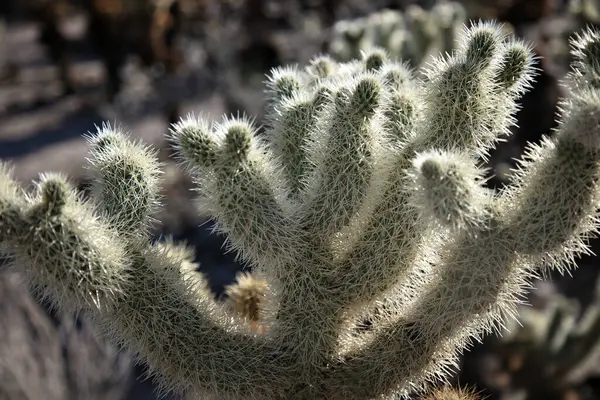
[571,0,600,24]
[328,2,466,68]
[225,272,268,333]
[2,21,600,400]
[0,273,132,400]
[424,386,480,400]
[483,272,600,398]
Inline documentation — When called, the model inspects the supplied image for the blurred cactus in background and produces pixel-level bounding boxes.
[465,274,600,400]
[328,1,466,68]
[0,272,132,400]
[4,19,600,400]
[540,0,600,78]
[571,0,600,25]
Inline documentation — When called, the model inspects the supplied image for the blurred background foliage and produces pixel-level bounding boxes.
[2,1,600,399]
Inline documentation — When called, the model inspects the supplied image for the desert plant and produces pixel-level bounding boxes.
[0,272,132,400]
[571,0,600,25]
[465,272,600,399]
[424,386,480,400]
[328,1,466,68]
[2,21,600,400]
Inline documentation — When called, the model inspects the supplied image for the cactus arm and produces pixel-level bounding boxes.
[418,24,535,155]
[85,123,162,239]
[500,130,600,263]
[171,115,299,267]
[262,58,338,199]
[408,150,492,231]
[0,163,26,244]
[265,86,331,198]
[499,31,600,264]
[494,39,537,95]
[304,55,338,82]
[325,61,418,264]
[0,173,130,312]
[264,66,302,105]
[101,244,290,399]
[299,75,382,240]
[380,62,418,146]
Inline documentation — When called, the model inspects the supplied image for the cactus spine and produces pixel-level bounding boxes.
[2,22,600,400]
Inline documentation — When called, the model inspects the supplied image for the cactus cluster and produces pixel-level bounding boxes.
[328,1,466,68]
[2,21,600,400]
[0,273,132,400]
[571,0,600,24]
[488,273,600,397]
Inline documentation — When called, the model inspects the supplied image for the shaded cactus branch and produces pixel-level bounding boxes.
[85,123,163,239]
[0,272,132,400]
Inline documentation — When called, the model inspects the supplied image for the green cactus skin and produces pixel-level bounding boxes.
[3,22,600,400]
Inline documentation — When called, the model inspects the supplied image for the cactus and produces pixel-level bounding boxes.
[0,272,132,400]
[224,272,268,333]
[471,271,600,398]
[328,2,467,68]
[424,386,480,400]
[571,0,600,25]
[2,21,600,399]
